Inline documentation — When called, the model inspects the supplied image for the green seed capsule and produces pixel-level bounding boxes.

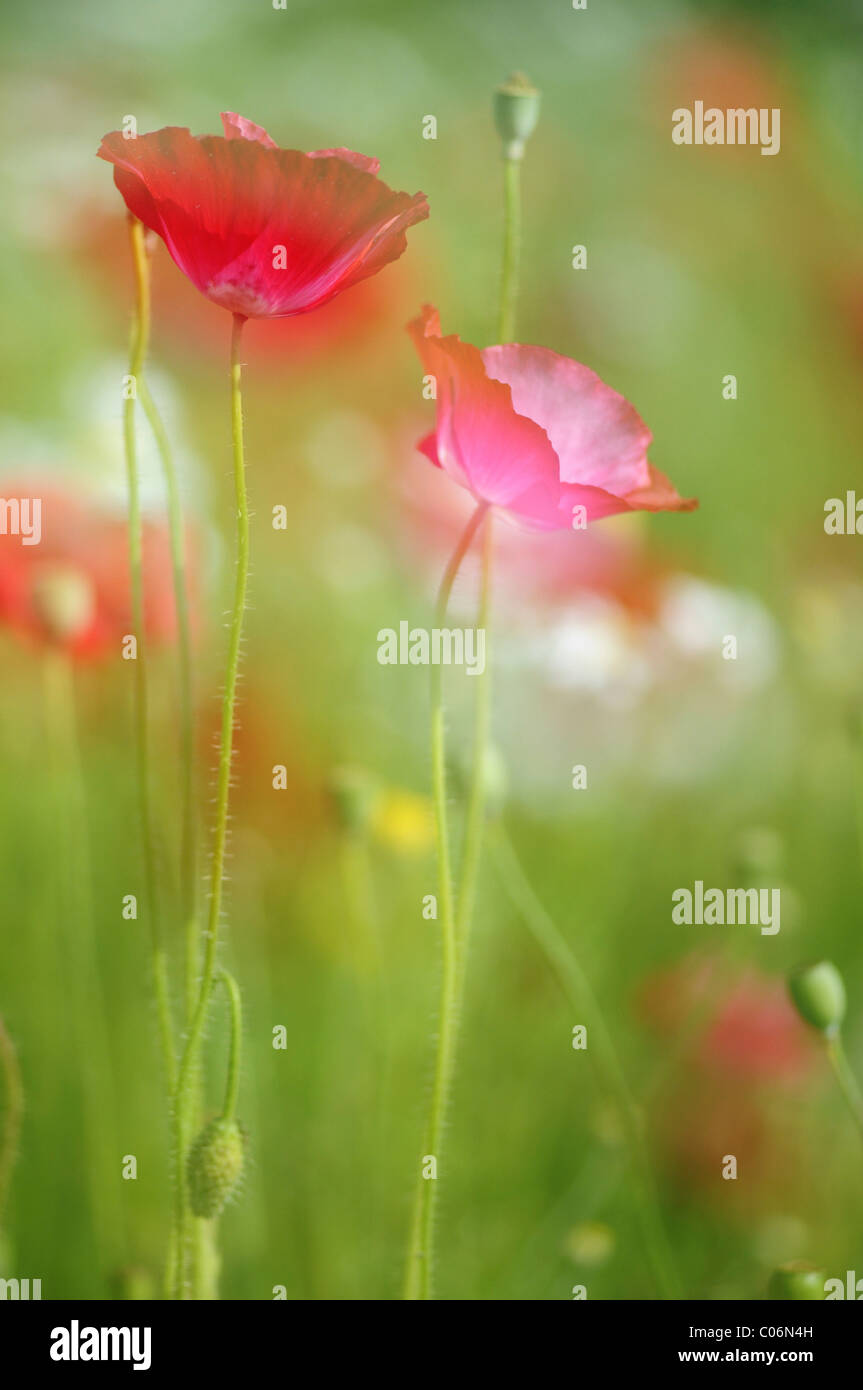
[768,1262,825,1301]
[788,961,846,1035]
[187,1118,244,1219]
[493,73,541,161]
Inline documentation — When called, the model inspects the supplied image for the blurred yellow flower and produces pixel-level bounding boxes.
[371,789,434,854]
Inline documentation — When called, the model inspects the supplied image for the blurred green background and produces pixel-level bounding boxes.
[2,0,863,1299]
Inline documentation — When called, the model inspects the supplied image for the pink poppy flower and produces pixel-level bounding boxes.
[408,305,696,529]
[394,431,671,618]
[97,113,429,319]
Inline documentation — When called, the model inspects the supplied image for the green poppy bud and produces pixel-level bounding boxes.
[187,1118,244,1219]
[788,961,846,1035]
[768,1261,825,1301]
[493,72,541,161]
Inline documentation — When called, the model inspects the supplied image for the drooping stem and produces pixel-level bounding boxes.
[404,500,489,1301]
[497,157,521,344]
[172,312,250,1299]
[124,215,176,1092]
[489,826,682,1300]
[137,373,197,1024]
[217,970,243,1124]
[0,1014,22,1235]
[827,1035,863,1145]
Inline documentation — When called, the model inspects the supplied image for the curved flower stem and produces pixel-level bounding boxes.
[827,1035,863,1145]
[455,513,494,970]
[171,312,250,1299]
[488,825,682,1300]
[0,1014,22,1238]
[124,215,176,1092]
[137,374,197,1024]
[497,157,521,343]
[217,970,243,1124]
[136,360,206,1296]
[404,499,489,1301]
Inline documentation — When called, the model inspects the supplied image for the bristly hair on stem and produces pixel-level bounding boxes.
[172,312,251,1299]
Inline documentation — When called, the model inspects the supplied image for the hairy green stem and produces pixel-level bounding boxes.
[137,351,205,1299]
[489,826,682,1300]
[404,500,488,1301]
[172,312,250,1299]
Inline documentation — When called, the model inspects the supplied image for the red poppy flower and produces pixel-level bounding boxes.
[408,305,696,530]
[0,486,179,660]
[75,206,420,376]
[97,113,429,319]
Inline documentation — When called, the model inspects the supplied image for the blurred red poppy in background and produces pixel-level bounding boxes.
[637,955,818,1202]
[638,954,815,1083]
[97,112,429,320]
[0,486,180,660]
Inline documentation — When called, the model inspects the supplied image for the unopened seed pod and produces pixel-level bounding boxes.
[788,961,846,1035]
[187,1118,244,1219]
[493,73,541,161]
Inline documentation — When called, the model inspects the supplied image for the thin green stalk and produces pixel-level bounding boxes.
[135,287,207,1297]
[138,367,206,1291]
[827,1035,863,1145]
[454,512,494,969]
[217,970,242,1123]
[498,157,521,343]
[404,500,488,1301]
[172,311,250,1299]
[489,825,682,1300]
[137,375,197,1023]
[0,1014,22,1234]
[124,216,176,1091]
